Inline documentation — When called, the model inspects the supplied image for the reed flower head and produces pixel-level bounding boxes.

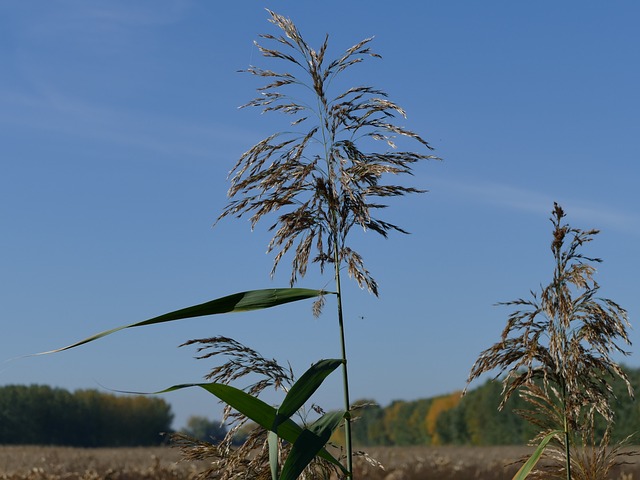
[216,10,439,295]
[467,203,633,478]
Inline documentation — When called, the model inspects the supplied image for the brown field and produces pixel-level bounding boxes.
[0,446,204,479]
[0,445,638,479]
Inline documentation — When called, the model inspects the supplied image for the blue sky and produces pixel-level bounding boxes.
[2,1,639,430]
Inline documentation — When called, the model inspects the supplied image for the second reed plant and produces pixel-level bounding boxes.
[467,203,633,480]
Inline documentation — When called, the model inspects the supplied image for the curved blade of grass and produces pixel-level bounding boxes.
[274,359,342,430]
[512,430,562,480]
[34,288,330,355]
[280,410,345,480]
[137,382,346,472]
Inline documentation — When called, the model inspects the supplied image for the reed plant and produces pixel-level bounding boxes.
[215,10,437,475]
[170,336,345,480]
[467,203,633,480]
[33,10,436,479]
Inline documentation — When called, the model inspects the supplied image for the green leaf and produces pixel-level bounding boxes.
[34,288,330,355]
[280,410,345,480]
[274,359,342,431]
[512,430,562,480]
[268,430,279,480]
[140,382,346,472]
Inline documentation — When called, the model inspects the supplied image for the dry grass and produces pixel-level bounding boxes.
[0,446,207,480]
[355,446,640,480]
[2,445,639,480]
[355,446,532,479]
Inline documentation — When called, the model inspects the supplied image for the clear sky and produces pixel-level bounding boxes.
[2,1,639,430]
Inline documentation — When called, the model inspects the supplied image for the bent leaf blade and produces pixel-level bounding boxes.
[280,410,345,480]
[512,430,561,480]
[34,288,330,355]
[275,358,342,430]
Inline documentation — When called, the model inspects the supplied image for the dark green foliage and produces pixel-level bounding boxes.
[182,415,227,443]
[349,367,640,447]
[351,401,391,446]
[406,399,433,445]
[436,380,537,445]
[388,400,433,446]
[0,385,173,446]
[435,402,468,445]
[384,401,414,446]
[350,398,435,447]
[607,365,640,442]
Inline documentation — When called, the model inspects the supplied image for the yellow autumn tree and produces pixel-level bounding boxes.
[424,391,462,445]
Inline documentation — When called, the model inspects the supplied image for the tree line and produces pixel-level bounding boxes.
[0,385,173,446]
[5,367,639,448]
[347,366,640,446]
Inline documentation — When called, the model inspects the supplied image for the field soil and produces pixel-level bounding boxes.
[0,445,638,479]
[0,446,205,479]
[359,445,638,479]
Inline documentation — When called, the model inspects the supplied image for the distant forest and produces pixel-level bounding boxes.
[0,385,173,446]
[344,366,640,446]
[3,368,639,447]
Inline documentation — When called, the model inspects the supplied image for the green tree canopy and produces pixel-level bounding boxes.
[0,385,173,446]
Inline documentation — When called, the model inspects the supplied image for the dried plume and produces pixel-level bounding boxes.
[466,203,633,476]
[216,10,439,295]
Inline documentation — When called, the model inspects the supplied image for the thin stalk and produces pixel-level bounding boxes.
[333,252,353,477]
[553,232,572,480]
[317,71,353,477]
[327,188,353,475]
[564,420,571,480]
[562,382,572,480]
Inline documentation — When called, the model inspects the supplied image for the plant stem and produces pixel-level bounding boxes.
[333,249,353,477]
[554,217,571,480]
[564,425,571,480]
[317,68,353,477]
[562,383,571,480]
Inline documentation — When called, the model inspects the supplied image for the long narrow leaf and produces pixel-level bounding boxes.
[280,410,345,480]
[274,359,342,430]
[268,430,279,480]
[34,288,330,355]
[512,430,562,480]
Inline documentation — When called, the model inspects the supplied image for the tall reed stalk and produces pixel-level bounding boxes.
[467,203,633,480]
[33,10,436,478]
[216,11,438,476]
